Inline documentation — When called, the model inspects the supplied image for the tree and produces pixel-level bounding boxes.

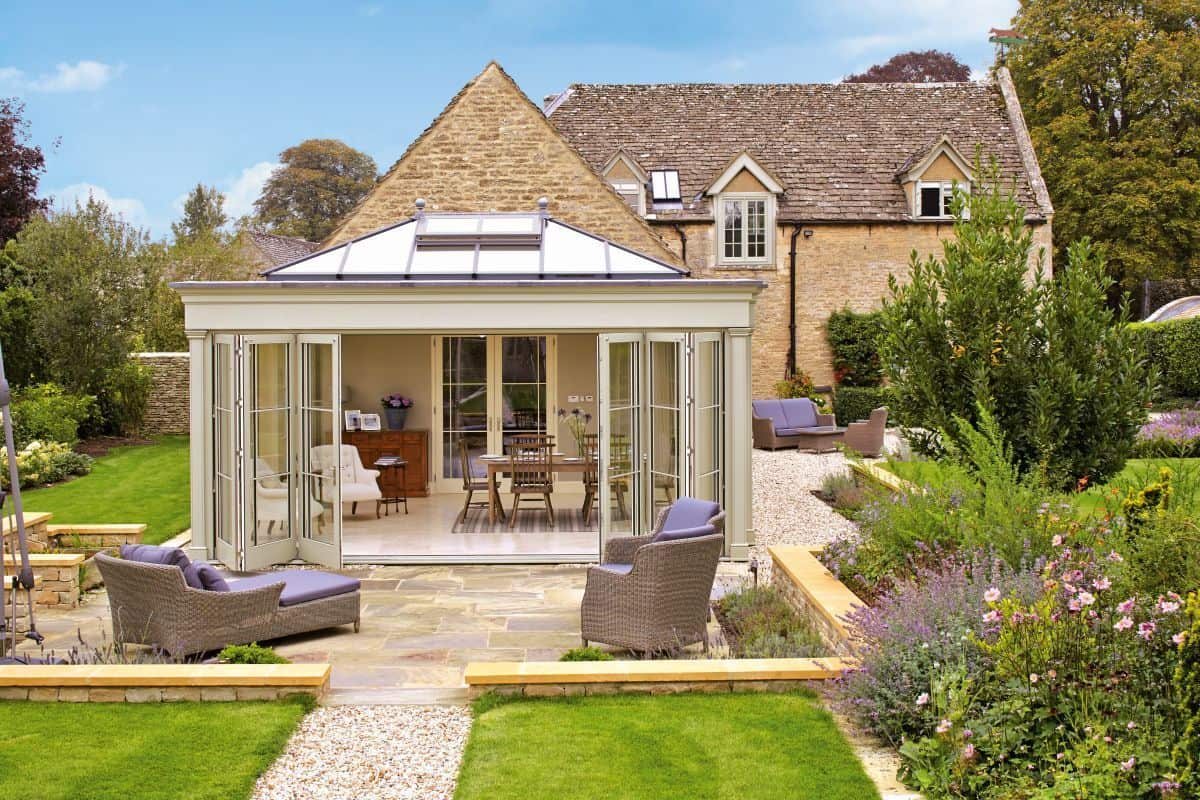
[880,159,1151,489]
[845,50,971,83]
[171,183,227,243]
[1007,0,1200,289]
[0,98,51,244]
[251,139,377,242]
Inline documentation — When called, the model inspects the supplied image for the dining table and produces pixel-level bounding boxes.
[480,453,591,524]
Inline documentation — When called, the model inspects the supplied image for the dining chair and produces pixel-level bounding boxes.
[581,433,600,525]
[509,440,555,528]
[457,438,502,525]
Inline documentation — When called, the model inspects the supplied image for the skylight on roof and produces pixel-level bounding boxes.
[415,213,542,247]
[650,170,681,201]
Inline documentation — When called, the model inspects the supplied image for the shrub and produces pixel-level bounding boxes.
[825,308,884,387]
[1130,316,1200,401]
[0,440,93,490]
[833,386,894,426]
[559,646,614,662]
[816,471,871,518]
[879,158,1151,489]
[98,359,154,437]
[217,643,289,664]
[713,585,825,659]
[9,383,98,447]
[1135,406,1200,458]
[1174,594,1200,796]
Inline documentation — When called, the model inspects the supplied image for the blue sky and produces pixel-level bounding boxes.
[3,0,1017,239]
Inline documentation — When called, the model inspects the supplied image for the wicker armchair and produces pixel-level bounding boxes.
[96,553,360,657]
[842,407,888,457]
[581,500,725,654]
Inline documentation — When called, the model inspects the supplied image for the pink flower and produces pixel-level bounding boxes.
[962,743,976,760]
[1127,721,1138,730]
[936,719,952,734]
[1174,632,1189,646]
[1029,673,1039,683]
[1108,551,1125,563]
[1052,534,1063,547]
[1120,757,1136,771]
[1056,752,1065,760]
[984,587,1001,603]
[1139,621,1157,640]
[1068,598,1082,612]
[1118,598,1136,614]
[1158,598,1181,614]
[1047,669,1057,679]
[982,610,1001,624]
[1114,616,1134,631]
[1093,577,1111,591]
[915,693,929,707]
[1078,591,1096,607]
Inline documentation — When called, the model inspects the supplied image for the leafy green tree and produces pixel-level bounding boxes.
[251,139,377,242]
[171,183,227,243]
[880,159,1151,489]
[1007,0,1200,288]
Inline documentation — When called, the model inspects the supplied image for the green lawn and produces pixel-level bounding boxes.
[455,692,880,800]
[21,436,190,545]
[0,699,308,800]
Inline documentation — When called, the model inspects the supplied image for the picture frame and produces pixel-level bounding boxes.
[344,409,361,431]
[360,413,382,432]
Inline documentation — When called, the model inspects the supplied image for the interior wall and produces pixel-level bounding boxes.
[555,334,597,455]
[341,335,433,431]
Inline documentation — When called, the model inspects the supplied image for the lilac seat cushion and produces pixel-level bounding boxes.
[781,398,818,429]
[661,497,721,531]
[183,562,230,592]
[595,563,634,576]
[232,570,360,607]
[652,523,716,543]
[120,544,190,570]
[752,399,787,431]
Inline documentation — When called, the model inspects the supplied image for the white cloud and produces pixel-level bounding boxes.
[0,60,123,93]
[359,3,383,16]
[222,161,280,220]
[50,183,147,225]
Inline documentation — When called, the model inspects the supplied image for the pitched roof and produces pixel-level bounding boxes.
[245,231,320,267]
[549,70,1052,223]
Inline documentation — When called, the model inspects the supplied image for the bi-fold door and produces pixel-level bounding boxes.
[597,333,725,551]
[211,334,342,571]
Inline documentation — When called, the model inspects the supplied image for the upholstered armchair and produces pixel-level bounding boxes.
[310,444,383,518]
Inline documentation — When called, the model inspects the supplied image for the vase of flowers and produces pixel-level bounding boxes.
[381,394,414,430]
[557,407,592,456]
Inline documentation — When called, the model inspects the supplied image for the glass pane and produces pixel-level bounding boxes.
[302,409,336,544]
[216,408,233,478]
[215,343,233,411]
[252,343,289,409]
[445,383,488,432]
[650,341,678,407]
[723,200,743,259]
[747,199,766,259]
[443,336,487,383]
[605,338,640,537]
[608,342,634,407]
[444,431,488,481]
[216,476,234,546]
[302,473,336,545]
[252,474,291,546]
[920,185,941,217]
[501,336,547,442]
[252,409,289,476]
[650,407,678,476]
[303,343,333,410]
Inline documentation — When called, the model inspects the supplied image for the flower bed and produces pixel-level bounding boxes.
[1136,406,1200,457]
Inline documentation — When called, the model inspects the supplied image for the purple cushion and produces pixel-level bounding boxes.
[595,563,633,576]
[183,562,230,592]
[781,398,818,429]
[752,399,787,431]
[120,544,190,570]
[651,524,716,543]
[660,497,721,532]
[232,570,360,607]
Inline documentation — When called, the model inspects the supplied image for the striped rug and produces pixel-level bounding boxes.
[453,506,596,533]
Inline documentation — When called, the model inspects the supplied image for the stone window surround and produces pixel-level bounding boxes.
[716,192,775,268]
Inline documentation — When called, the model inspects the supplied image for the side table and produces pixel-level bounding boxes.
[373,456,409,516]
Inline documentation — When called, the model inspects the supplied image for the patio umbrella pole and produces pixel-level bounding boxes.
[0,340,41,655]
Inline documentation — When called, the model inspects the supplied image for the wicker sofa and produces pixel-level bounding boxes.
[96,546,360,657]
[581,497,725,654]
[752,398,844,451]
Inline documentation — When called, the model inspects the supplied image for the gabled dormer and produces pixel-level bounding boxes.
[601,149,648,215]
[705,152,784,267]
[896,136,974,220]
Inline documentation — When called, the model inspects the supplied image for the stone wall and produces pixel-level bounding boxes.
[137,353,189,435]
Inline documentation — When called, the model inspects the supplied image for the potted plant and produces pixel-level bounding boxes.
[381,394,414,430]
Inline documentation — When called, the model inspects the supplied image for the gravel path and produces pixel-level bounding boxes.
[253,705,472,800]
[750,449,860,579]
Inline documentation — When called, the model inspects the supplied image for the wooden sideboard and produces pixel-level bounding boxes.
[343,429,429,498]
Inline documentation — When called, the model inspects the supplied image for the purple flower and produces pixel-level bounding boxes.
[1078,591,1096,607]
[1093,577,1111,591]
[1139,621,1157,640]
[1114,616,1134,631]
[1120,757,1136,771]
[962,743,976,760]
[1118,598,1136,614]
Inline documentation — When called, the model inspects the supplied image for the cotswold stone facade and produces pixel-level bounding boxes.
[137,353,190,435]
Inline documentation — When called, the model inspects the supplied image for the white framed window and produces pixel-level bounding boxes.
[717,194,773,266]
[916,180,969,219]
[609,180,644,215]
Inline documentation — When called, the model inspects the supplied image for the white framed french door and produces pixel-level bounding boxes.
[690,332,725,506]
[211,333,342,571]
[647,333,687,523]
[598,334,643,548]
[432,334,556,493]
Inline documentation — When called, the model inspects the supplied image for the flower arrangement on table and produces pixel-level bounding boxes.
[382,394,414,409]
[557,407,593,455]
[381,394,415,430]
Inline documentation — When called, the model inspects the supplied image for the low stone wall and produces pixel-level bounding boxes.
[0,664,332,702]
[2,552,83,610]
[768,546,866,655]
[136,352,189,435]
[46,523,146,549]
[1,511,53,553]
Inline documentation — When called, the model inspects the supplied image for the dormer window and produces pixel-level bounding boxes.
[918,181,956,218]
[650,170,681,202]
[897,136,974,222]
[602,150,648,216]
[705,152,783,267]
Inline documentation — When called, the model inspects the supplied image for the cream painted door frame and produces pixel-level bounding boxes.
[430,334,558,494]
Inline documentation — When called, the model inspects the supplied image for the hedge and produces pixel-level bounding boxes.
[1129,317,1200,400]
[833,386,895,427]
[825,308,885,387]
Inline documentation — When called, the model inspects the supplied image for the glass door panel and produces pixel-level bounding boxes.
[442,336,489,483]
[243,337,297,569]
[647,335,685,522]
[599,334,642,542]
[213,335,239,567]
[298,336,340,567]
[691,333,724,508]
[498,335,549,449]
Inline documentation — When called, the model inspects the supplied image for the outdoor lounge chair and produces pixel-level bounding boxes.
[751,398,845,451]
[842,406,889,458]
[96,545,360,657]
[581,497,725,654]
